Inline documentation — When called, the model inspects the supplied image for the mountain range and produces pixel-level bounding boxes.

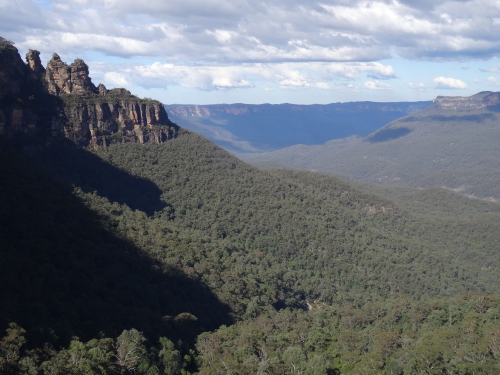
[242,91,500,201]
[1,37,500,374]
[166,101,431,153]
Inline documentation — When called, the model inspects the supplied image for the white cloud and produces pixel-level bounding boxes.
[409,82,427,91]
[4,0,500,64]
[104,72,130,87]
[433,76,468,89]
[364,81,393,90]
[122,61,396,92]
[206,29,235,44]
[487,76,498,84]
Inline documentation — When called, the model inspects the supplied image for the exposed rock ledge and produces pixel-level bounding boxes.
[433,91,500,110]
[0,38,179,148]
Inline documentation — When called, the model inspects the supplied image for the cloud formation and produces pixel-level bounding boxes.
[409,82,427,91]
[0,0,495,101]
[487,76,499,85]
[4,0,500,63]
[118,61,395,91]
[364,80,393,90]
[433,76,468,89]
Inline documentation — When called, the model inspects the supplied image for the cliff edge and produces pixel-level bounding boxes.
[0,37,179,148]
[433,91,500,110]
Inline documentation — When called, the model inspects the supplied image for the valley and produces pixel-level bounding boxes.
[166,102,430,153]
[1,38,500,374]
[242,92,500,202]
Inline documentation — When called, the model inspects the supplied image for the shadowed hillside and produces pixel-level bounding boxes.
[0,142,233,349]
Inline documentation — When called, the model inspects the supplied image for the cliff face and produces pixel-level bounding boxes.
[433,91,500,110]
[45,54,97,96]
[65,92,177,148]
[0,42,41,138]
[0,39,179,148]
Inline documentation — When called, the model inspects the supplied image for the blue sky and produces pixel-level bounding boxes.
[2,0,500,104]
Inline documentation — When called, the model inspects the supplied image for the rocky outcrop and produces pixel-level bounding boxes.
[65,89,177,148]
[26,49,45,81]
[434,91,500,110]
[45,54,97,96]
[0,39,179,148]
[0,42,40,137]
[0,41,26,98]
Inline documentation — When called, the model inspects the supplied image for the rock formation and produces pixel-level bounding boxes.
[0,38,179,148]
[434,91,500,110]
[26,49,45,81]
[45,53,97,96]
[66,90,177,148]
[0,41,39,138]
[0,41,26,98]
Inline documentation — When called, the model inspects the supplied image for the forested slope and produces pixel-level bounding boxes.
[35,133,500,308]
[1,131,500,374]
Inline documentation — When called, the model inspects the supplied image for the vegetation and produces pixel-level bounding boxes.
[242,102,500,201]
[2,99,500,373]
[59,91,163,107]
[196,293,500,374]
[0,36,15,50]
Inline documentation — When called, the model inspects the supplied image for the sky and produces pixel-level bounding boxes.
[2,0,500,104]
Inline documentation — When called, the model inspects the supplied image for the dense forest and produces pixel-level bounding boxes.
[1,129,500,374]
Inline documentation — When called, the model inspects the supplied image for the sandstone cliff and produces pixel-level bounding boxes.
[64,87,177,148]
[0,37,179,148]
[433,91,500,110]
[0,39,41,138]
[45,54,96,96]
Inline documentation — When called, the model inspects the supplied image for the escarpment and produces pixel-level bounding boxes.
[0,38,179,148]
[433,91,500,110]
[64,88,177,148]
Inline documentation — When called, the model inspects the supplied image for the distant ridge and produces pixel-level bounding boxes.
[166,101,431,153]
[242,91,500,200]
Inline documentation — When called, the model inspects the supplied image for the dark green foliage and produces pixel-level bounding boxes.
[0,36,15,50]
[31,133,500,317]
[194,293,500,374]
[2,124,500,373]
[1,326,186,375]
[0,143,232,349]
[59,91,162,107]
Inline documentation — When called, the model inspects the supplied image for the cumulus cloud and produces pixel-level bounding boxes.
[433,76,468,89]
[487,76,499,84]
[104,72,131,87]
[364,81,393,90]
[118,61,396,91]
[409,82,427,91]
